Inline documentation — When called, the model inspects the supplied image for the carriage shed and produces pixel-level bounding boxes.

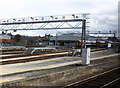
[50,33,89,48]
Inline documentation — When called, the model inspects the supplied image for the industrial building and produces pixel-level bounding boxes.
[50,33,82,47]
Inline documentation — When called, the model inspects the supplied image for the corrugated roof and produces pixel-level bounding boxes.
[50,33,89,41]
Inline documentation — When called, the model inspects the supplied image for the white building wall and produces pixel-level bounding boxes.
[0,34,11,39]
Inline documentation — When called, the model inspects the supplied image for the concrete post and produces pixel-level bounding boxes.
[82,48,90,65]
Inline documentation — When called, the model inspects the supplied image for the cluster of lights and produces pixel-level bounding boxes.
[0,13,89,24]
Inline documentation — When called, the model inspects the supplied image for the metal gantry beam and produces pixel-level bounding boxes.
[0,13,90,31]
[0,20,84,30]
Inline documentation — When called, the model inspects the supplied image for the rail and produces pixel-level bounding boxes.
[63,67,120,88]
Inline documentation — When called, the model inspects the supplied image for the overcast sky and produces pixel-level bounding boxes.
[0,0,119,36]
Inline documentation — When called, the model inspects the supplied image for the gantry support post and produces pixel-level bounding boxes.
[81,20,86,54]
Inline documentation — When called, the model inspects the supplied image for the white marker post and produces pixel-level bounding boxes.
[82,48,90,65]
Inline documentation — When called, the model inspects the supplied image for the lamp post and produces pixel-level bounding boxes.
[55,33,58,46]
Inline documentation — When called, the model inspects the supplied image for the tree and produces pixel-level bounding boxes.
[14,34,21,43]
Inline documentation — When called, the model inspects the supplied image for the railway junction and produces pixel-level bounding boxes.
[0,13,120,88]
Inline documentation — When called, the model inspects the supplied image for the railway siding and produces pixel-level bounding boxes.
[0,52,68,65]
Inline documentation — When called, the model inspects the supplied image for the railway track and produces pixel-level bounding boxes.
[1,48,107,59]
[0,52,68,65]
[63,67,120,88]
[0,51,24,55]
[0,48,113,65]
[1,51,67,59]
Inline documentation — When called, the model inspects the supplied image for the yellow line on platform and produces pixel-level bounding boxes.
[0,52,68,62]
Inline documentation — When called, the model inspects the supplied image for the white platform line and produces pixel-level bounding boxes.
[92,53,119,60]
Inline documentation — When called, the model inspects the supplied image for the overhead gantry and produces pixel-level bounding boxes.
[0,13,90,50]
